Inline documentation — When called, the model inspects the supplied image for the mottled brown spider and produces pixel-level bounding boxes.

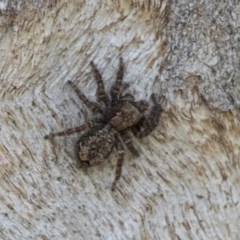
[45,58,162,190]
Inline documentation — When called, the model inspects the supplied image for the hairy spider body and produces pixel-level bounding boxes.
[109,101,145,131]
[45,58,162,190]
[78,125,116,166]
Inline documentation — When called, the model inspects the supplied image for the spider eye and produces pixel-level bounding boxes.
[120,93,134,102]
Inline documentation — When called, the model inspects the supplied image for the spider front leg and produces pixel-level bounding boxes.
[67,81,102,114]
[110,57,124,102]
[90,61,110,105]
[111,136,125,191]
[44,121,93,139]
[132,94,162,138]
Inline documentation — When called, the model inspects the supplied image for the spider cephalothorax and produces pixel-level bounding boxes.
[45,58,162,190]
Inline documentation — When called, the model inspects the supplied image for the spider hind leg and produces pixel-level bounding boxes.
[111,136,125,191]
[121,131,139,157]
[44,121,93,139]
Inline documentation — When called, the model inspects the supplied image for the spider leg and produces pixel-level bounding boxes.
[44,121,93,139]
[132,94,162,138]
[111,136,125,191]
[90,61,110,105]
[121,131,139,156]
[119,82,130,98]
[68,81,102,114]
[110,57,124,102]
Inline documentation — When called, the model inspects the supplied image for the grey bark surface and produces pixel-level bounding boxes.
[0,0,239,239]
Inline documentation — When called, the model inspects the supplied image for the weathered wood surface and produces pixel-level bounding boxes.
[0,0,240,239]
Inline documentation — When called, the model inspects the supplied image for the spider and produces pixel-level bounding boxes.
[45,58,162,190]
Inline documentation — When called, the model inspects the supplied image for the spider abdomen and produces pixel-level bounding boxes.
[78,126,116,166]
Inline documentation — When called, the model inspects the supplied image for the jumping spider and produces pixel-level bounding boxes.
[45,58,162,190]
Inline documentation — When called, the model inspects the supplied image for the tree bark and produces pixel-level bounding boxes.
[0,0,239,239]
